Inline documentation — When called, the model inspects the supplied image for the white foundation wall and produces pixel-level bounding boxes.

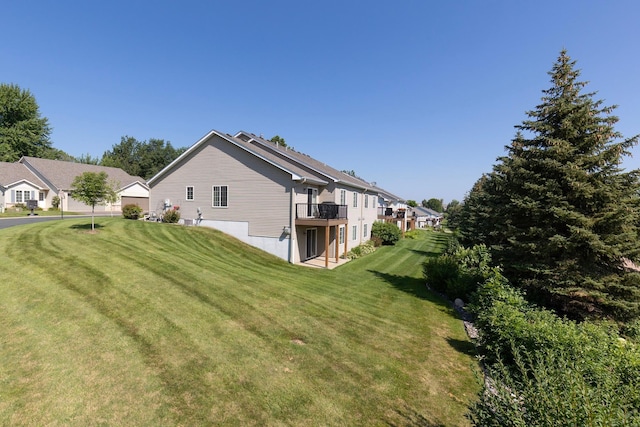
[199,219,291,261]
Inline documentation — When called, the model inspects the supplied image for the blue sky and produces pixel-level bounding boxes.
[3,1,639,203]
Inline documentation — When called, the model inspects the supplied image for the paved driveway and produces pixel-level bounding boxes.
[0,214,116,230]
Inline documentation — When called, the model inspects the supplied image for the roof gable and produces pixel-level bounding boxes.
[19,157,145,191]
[148,130,329,186]
[0,162,48,189]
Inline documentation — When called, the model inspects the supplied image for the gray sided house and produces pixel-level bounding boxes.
[148,130,381,267]
[0,157,148,212]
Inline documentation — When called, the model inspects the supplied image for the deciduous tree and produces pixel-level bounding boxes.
[423,198,444,212]
[0,83,52,161]
[70,171,117,231]
[101,136,185,179]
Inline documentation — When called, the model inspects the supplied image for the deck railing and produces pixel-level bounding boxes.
[296,203,347,220]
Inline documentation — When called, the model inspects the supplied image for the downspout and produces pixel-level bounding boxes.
[289,178,306,263]
[359,190,364,245]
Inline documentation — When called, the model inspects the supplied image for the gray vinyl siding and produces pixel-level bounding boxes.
[149,134,292,238]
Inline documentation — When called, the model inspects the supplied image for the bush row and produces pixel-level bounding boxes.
[467,271,640,425]
[422,243,491,300]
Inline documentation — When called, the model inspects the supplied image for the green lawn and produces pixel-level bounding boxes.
[0,218,478,426]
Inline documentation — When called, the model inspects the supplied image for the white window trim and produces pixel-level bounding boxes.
[339,226,345,244]
[353,191,358,208]
[352,225,357,240]
[186,186,194,201]
[212,185,229,208]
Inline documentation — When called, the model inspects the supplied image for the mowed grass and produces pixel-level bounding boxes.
[0,218,479,426]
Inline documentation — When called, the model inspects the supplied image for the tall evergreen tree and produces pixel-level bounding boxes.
[460,51,640,321]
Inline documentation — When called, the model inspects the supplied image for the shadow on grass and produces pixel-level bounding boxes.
[386,406,446,427]
[69,223,105,231]
[368,270,460,321]
[446,337,477,357]
[410,248,443,258]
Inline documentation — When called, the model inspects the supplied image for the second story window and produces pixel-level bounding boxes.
[186,186,194,201]
[340,189,346,205]
[353,191,358,208]
[364,194,369,208]
[212,185,228,207]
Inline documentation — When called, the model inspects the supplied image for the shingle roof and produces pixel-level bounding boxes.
[371,184,405,203]
[149,129,403,200]
[19,157,146,191]
[413,206,443,217]
[0,162,48,189]
[236,131,374,191]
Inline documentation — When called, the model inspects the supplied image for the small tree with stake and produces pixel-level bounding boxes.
[70,171,117,231]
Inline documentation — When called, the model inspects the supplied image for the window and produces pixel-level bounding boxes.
[363,224,368,238]
[353,192,358,208]
[186,186,194,201]
[339,226,345,244]
[352,225,357,240]
[365,194,369,208]
[212,185,228,207]
[39,191,45,201]
[16,190,23,203]
[340,189,346,205]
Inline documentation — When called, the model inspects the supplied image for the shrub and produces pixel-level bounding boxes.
[346,241,376,260]
[370,236,383,247]
[162,209,180,223]
[422,243,493,300]
[404,229,421,239]
[51,196,60,209]
[122,204,143,220]
[467,274,640,426]
[371,221,401,245]
[423,255,459,295]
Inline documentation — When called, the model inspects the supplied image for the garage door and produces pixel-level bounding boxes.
[121,197,149,212]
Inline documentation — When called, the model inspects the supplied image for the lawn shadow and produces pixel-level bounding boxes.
[410,248,443,258]
[69,223,105,231]
[368,270,461,321]
[446,337,477,357]
[386,406,446,427]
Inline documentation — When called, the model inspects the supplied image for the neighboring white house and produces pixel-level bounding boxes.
[412,206,443,228]
[0,162,49,212]
[148,130,385,267]
[0,157,148,212]
[374,186,414,233]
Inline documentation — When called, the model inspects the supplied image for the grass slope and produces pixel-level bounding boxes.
[0,219,478,426]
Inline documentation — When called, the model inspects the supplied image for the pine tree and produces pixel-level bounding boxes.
[460,51,640,321]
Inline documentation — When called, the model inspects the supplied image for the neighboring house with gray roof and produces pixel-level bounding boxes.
[0,157,148,212]
[412,206,443,228]
[148,129,382,267]
[0,162,49,212]
[373,185,414,233]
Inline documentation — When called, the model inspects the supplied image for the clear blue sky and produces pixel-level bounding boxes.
[3,1,639,203]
